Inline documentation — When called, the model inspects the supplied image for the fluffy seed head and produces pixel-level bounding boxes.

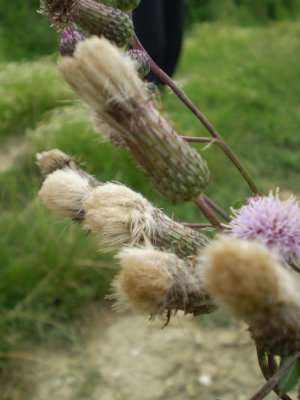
[228,192,300,264]
[84,183,158,250]
[112,247,213,316]
[59,36,147,113]
[39,168,92,220]
[60,37,210,204]
[113,247,175,315]
[36,149,74,176]
[203,236,300,321]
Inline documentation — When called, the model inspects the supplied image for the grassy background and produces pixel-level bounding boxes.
[1,2,300,397]
[2,0,300,60]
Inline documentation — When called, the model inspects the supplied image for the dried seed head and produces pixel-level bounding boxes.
[113,247,174,315]
[39,168,92,221]
[40,0,79,26]
[202,235,300,355]
[60,36,145,110]
[60,27,84,56]
[203,236,299,320]
[37,151,208,258]
[112,247,214,317]
[60,37,210,204]
[36,149,75,176]
[84,183,158,250]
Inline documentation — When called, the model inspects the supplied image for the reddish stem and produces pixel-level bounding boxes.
[252,350,299,400]
[183,223,214,229]
[195,194,223,230]
[202,194,230,222]
[182,136,213,143]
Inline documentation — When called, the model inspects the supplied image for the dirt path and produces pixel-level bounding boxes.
[19,308,282,400]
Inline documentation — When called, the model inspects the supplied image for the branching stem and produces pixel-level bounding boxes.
[253,349,299,400]
[195,194,223,230]
[131,33,260,195]
[202,194,230,222]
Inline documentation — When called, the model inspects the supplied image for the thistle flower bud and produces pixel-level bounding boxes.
[60,28,84,56]
[59,37,210,204]
[203,236,300,355]
[126,49,150,78]
[84,183,208,257]
[108,0,140,11]
[38,168,94,221]
[40,0,133,47]
[112,247,214,317]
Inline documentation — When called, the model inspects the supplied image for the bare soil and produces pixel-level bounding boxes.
[17,307,282,400]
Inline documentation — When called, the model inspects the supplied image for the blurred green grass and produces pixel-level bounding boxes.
[1,21,300,366]
[0,58,74,140]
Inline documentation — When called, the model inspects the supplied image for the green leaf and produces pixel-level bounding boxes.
[278,357,300,395]
[231,199,244,211]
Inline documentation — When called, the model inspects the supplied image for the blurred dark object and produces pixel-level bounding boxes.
[132,0,185,84]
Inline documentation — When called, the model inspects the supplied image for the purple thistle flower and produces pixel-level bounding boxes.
[227,191,300,264]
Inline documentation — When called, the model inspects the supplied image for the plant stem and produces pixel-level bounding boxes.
[202,194,230,222]
[250,352,300,400]
[182,136,213,143]
[195,194,223,230]
[131,33,260,195]
[256,347,292,400]
[183,223,214,229]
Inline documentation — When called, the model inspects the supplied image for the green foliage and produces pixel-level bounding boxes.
[166,22,300,207]
[0,0,57,61]
[0,58,74,139]
[186,0,300,25]
[278,357,300,395]
[0,170,112,351]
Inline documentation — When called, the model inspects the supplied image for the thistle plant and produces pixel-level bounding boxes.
[37,2,300,399]
[40,0,133,46]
